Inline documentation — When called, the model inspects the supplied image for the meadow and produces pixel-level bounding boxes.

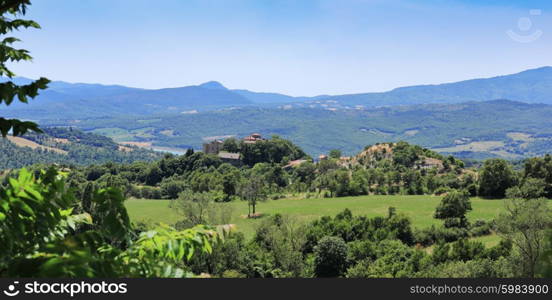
[125,195,508,240]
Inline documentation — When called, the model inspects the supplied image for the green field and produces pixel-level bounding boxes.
[125,195,509,239]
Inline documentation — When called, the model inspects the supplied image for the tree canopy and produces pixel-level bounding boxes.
[0,0,49,137]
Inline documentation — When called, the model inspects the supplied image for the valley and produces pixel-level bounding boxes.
[2,0,552,282]
[54,100,552,160]
[5,67,552,161]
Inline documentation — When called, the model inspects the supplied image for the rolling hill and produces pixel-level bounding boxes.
[4,66,552,160]
[3,66,552,121]
[325,66,552,106]
[0,127,163,169]
[62,99,552,160]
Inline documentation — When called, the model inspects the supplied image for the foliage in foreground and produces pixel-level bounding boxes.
[0,168,217,277]
[0,0,49,137]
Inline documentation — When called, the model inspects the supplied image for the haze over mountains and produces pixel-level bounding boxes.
[4,66,552,120]
[4,66,552,160]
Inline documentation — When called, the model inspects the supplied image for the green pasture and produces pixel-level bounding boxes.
[125,195,509,239]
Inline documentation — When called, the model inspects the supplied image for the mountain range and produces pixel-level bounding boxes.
[3,66,552,160]
[3,66,552,121]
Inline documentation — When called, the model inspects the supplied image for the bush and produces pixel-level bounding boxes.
[314,236,348,277]
[221,270,246,278]
[450,239,485,262]
[433,186,451,195]
[345,259,373,278]
[347,240,377,262]
[160,179,187,199]
[414,225,468,246]
[468,219,493,237]
[505,177,546,200]
[140,185,162,199]
[425,258,513,278]
[387,213,415,246]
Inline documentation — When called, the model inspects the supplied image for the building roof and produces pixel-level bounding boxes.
[218,152,241,160]
[244,133,263,142]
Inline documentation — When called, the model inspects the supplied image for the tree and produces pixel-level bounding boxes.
[81,181,96,213]
[434,189,472,228]
[313,236,348,277]
[160,179,186,199]
[221,170,240,200]
[145,165,163,186]
[292,161,316,190]
[253,215,307,277]
[478,159,516,198]
[538,230,552,277]
[496,198,552,277]
[523,155,552,198]
[0,0,50,137]
[238,177,267,217]
[0,167,218,277]
[432,241,451,264]
[171,190,228,227]
[392,141,419,167]
[505,177,546,200]
[329,149,342,159]
[221,137,239,153]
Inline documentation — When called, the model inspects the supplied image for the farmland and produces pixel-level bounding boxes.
[125,195,509,240]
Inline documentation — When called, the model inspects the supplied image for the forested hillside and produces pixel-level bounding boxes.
[60,100,552,160]
[0,127,162,169]
[57,140,471,202]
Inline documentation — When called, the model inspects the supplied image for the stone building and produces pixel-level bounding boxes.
[203,139,223,154]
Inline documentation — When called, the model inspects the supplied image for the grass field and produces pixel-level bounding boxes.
[125,195,509,239]
[7,136,68,154]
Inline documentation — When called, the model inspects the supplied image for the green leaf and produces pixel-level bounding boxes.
[12,199,35,216]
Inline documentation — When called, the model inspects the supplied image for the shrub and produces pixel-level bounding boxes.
[468,219,493,237]
[314,236,348,277]
[414,225,468,246]
[450,239,485,262]
[434,186,451,195]
[160,179,187,199]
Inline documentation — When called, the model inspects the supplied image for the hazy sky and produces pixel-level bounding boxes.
[9,0,552,96]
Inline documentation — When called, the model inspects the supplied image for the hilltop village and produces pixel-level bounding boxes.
[202,133,265,164]
[202,133,445,171]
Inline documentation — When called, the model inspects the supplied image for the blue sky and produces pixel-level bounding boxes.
[9,0,552,95]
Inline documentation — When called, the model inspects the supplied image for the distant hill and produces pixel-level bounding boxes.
[324,66,552,106]
[3,78,253,116]
[4,66,552,120]
[347,142,464,172]
[0,127,162,170]
[232,89,317,104]
[63,99,552,160]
